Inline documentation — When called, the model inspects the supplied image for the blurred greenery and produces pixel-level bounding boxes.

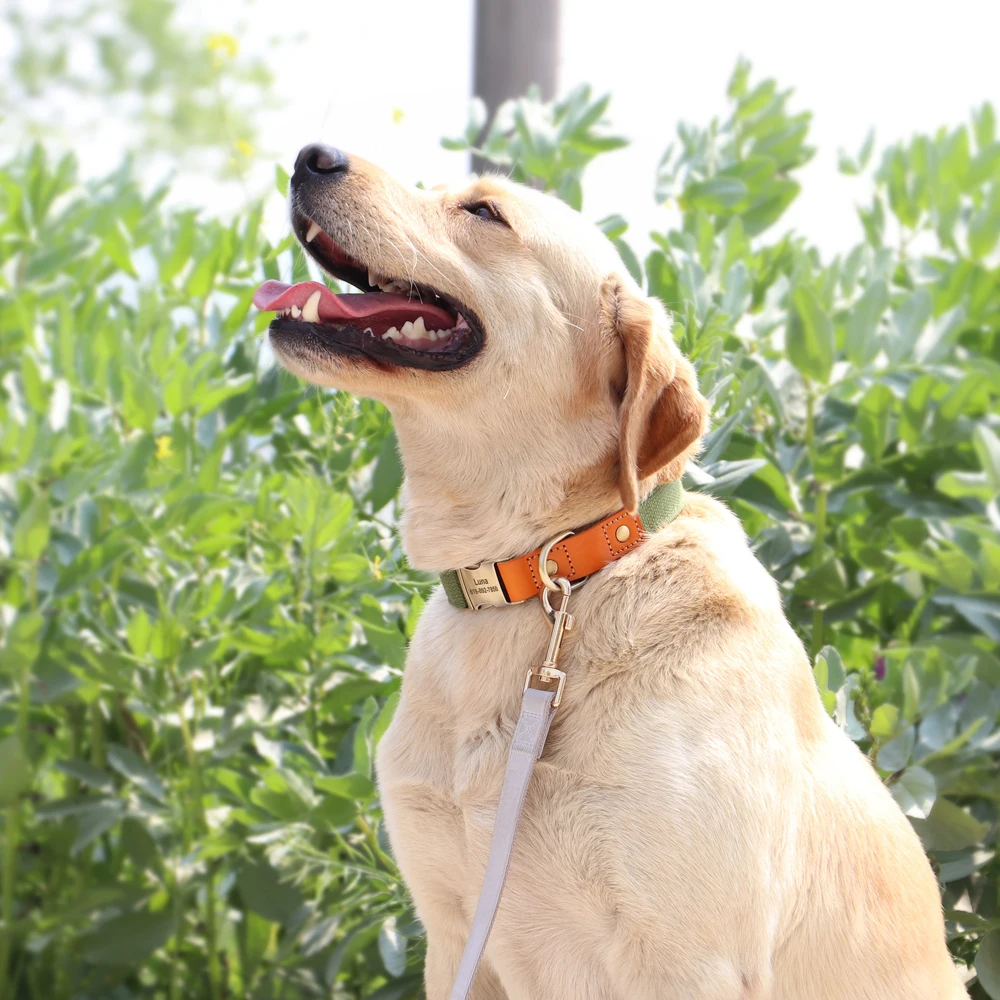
[1,17,999,1000]
[2,0,275,178]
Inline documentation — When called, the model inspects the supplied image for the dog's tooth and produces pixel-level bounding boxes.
[368,270,380,288]
[301,289,322,324]
[400,321,415,339]
[305,221,321,243]
[290,304,301,318]
[382,326,401,341]
[410,316,427,338]
[364,327,374,337]
[426,330,437,341]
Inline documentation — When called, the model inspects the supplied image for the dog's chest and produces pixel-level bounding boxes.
[375,586,745,997]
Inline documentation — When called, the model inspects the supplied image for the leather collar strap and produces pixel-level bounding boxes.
[440,479,684,610]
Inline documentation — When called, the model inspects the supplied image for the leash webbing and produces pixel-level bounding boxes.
[448,687,556,1000]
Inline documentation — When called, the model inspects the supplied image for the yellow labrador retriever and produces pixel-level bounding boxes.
[255,144,967,999]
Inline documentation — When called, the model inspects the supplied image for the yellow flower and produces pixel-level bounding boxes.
[372,555,383,581]
[155,435,174,459]
[392,107,405,125]
[207,33,239,59]
[234,138,255,158]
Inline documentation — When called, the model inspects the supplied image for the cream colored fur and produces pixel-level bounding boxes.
[272,153,968,999]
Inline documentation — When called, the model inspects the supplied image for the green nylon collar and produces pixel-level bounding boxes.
[439,479,685,610]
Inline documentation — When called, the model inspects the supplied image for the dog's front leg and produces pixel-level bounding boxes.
[423,910,509,1000]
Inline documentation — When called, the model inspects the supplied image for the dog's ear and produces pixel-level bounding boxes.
[601,277,708,513]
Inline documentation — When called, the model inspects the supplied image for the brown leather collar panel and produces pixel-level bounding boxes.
[496,508,645,604]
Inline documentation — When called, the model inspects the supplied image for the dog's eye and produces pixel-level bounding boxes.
[464,201,507,225]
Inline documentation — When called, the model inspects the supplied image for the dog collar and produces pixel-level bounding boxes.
[439,479,684,610]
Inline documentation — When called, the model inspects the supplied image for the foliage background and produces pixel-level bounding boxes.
[1,5,1000,999]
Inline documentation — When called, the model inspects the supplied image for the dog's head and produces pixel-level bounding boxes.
[256,144,707,519]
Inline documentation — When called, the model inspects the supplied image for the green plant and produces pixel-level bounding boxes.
[1,60,998,998]
[0,152,424,998]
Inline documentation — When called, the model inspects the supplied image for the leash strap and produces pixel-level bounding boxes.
[448,686,557,1000]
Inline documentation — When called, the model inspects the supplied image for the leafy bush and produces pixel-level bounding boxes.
[1,63,999,998]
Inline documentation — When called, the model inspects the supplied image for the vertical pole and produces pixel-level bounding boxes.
[472,0,560,173]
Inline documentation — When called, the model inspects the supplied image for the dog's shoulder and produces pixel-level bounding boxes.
[569,491,827,740]
[577,490,785,656]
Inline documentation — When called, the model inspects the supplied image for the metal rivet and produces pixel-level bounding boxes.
[615,525,631,542]
[545,559,559,576]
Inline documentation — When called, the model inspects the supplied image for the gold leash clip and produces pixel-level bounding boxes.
[524,574,574,708]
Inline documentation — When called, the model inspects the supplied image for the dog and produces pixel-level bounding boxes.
[255,143,969,999]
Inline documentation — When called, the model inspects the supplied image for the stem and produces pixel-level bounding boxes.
[169,866,182,1000]
[0,566,38,1000]
[167,664,220,1000]
[811,487,828,657]
[804,387,829,658]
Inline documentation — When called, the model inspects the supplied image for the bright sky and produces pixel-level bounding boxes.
[15,0,998,260]
[234,0,1000,260]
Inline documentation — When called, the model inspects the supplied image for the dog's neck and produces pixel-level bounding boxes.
[391,407,622,573]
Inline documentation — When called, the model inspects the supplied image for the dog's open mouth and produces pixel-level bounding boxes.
[253,213,483,371]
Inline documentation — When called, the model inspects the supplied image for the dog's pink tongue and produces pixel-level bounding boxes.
[253,280,455,333]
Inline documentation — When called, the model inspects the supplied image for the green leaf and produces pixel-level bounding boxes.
[0,736,32,806]
[82,909,173,965]
[614,237,643,284]
[127,609,152,658]
[845,279,887,367]
[373,691,400,748]
[358,596,407,670]
[106,745,167,802]
[684,176,748,212]
[275,163,290,197]
[20,354,47,412]
[161,212,196,284]
[977,931,1000,999]
[13,495,51,560]
[121,817,162,875]
[886,289,932,363]
[973,424,1000,492]
[315,773,375,801]
[815,646,846,690]
[237,860,302,925]
[378,916,408,977]
[869,704,899,740]
[937,470,996,502]
[877,728,915,773]
[329,554,369,583]
[902,662,920,723]
[786,285,834,383]
[856,383,895,461]
[102,220,137,277]
[911,798,989,851]
[73,801,125,855]
[857,128,875,170]
[353,696,378,780]
[890,766,936,819]
[56,759,115,793]
[368,431,403,512]
[1,611,45,676]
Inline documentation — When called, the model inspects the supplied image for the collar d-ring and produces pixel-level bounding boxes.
[537,530,573,592]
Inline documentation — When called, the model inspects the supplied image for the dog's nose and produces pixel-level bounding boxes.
[294,144,349,182]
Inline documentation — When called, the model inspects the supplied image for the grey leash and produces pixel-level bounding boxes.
[447,686,557,1000]
[448,568,575,1000]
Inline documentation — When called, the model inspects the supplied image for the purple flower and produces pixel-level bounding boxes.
[874,656,887,682]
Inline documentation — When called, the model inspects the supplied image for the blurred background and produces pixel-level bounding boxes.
[1,1,999,997]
